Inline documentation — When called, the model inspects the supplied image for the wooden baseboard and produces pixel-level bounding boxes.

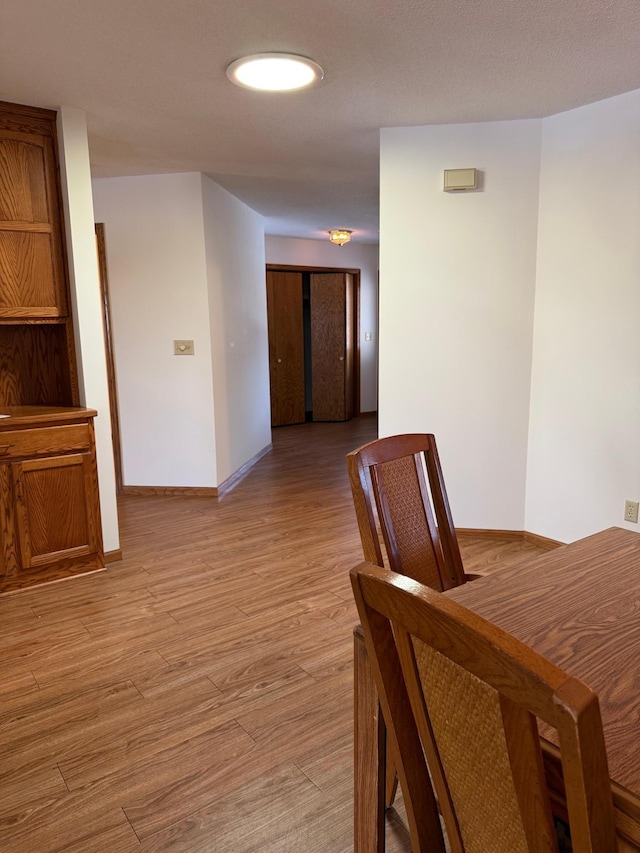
[217,443,272,498]
[122,485,218,497]
[456,528,523,541]
[456,528,564,550]
[522,530,564,551]
[121,443,273,500]
[0,564,106,596]
[104,549,123,564]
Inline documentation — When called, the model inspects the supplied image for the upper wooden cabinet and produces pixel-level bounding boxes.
[0,117,68,317]
[0,101,78,408]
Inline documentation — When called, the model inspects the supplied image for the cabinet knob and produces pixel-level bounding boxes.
[338,356,344,362]
[277,358,282,363]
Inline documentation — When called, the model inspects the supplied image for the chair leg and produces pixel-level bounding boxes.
[354,627,386,853]
[385,745,399,807]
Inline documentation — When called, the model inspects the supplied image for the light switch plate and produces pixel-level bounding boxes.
[174,339,195,355]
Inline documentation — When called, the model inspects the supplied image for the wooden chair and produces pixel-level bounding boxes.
[348,432,482,848]
[351,561,618,853]
[346,433,468,591]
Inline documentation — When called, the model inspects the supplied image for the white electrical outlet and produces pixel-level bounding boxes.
[625,500,639,523]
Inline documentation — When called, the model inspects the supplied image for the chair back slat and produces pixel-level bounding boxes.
[373,454,442,588]
[412,636,537,853]
[351,563,618,853]
[347,434,465,591]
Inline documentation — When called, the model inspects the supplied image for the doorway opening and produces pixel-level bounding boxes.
[266,264,361,426]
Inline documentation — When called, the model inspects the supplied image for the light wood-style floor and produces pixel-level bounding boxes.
[0,418,548,852]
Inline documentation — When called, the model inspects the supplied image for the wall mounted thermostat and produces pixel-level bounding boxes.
[444,168,478,191]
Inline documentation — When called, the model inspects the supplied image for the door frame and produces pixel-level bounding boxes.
[266,263,361,417]
[95,223,124,495]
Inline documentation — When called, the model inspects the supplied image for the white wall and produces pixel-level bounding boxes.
[92,173,217,487]
[525,90,640,541]
[265,236,379,413]
[56,107,119,553]
[201,176,271,484]
[379,120,542,529]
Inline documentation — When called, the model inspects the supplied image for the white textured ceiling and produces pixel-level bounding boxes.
[2,0,640,242]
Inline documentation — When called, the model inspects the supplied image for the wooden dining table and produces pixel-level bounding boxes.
[354,526,640,852]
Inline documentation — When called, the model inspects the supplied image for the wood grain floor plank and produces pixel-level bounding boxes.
[0,680,143,776]
[164,601,251,635]
[0,763,67,817]
[319,595,360,627]
[78,608,181,639]
[0,803,132,853]
[206,547,323,578]
[296,738,354,798]
[236,793,354,853]
[148,567,271,608]
[57,821,141,853]
[297,634,353,681]
[29,621,185,687]
[137,762,326,853]
[0,670,40,706]
[28,578,155,622]
[235,669,352,743]
[121,720,260,838]
[32,647,167,694]
[234,564,354,617]
[130,659,226,699]
[0,619,89,661]
[1,721,256,850]
[0,673,135,728]
[58,677,221,789]
[188,618,350,697]
[0,599,41,632]
[144,566,267,603]
[208,655,316,696]
[157,600,333,666]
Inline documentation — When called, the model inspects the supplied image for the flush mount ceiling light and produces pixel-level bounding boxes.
[226,53,324,92]
[328,229,352,247]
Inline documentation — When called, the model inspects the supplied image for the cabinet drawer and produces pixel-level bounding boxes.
[0,424,91,459]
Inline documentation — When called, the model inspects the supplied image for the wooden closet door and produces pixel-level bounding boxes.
[310,273,354,421]
[266,271,305,426]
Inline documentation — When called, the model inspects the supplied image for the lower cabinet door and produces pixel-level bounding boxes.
[13,452,102,569]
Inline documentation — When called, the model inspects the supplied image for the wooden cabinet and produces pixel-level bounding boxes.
[0,102,103,593]
[266,269,355,425]
[0,408,104,593]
